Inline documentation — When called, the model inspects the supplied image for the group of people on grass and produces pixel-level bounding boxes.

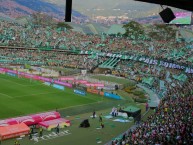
[93,111,104,128]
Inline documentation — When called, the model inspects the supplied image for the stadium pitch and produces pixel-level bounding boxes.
[0,74,106,119]
[0,73,148,145]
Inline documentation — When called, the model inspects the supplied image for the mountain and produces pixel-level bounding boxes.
[0,0,188,24]
[45,0,189,20]
[44,0,160,19]
[0,0,87,21]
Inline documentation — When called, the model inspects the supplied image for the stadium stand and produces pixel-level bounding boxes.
[110,78,193,145]
[1,20,193,66]
[0,18,193,145]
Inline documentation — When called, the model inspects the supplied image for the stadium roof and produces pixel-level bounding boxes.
[135,0,193,11]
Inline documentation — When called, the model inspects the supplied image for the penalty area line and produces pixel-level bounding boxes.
[0,93,13,98]
[0,77,26,86]
[14,92,59,98]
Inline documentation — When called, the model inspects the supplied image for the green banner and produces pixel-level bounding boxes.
[79,50,193,74]
[142,77,154,86]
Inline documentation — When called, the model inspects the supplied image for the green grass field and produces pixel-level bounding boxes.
[0,74,107,119]
[0,73,148,145]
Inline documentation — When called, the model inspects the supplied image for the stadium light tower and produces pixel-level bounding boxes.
[65,0,72,22]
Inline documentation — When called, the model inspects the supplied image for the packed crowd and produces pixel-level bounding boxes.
[113,59,191,98]
[111,78,193,145]
[109,48,193,144]
[0,20,193,65]
[0,48,98,70]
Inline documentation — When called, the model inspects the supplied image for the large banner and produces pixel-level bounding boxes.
[79,51,193,74]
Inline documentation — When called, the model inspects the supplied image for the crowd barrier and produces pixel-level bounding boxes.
[104,92,121,100]
[60,77,75,81]
[53,84,65,90]
[6,72,17,77]
[54,80,72,88]
[85,83,104,87]
[0,68,72,88]
[86,88,121,100]
[0,71,5,74]
[60,77,104,86]
[97,86,115,91]
[87,88,103,96]
[0,68,104,89]
[74,89,86,96]
[0,68,121,100]
[44,82,51,86]
[74,80,88,84]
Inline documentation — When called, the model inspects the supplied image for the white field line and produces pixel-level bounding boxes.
[58,101,103,111]
[75,94,101,101]
[15,92,101,102]
[14,92,59,98]
[0,77,26,86]
[0,75,102,102]
[22,84,44,87]
[0,77,45,87]
[0,93,13,98]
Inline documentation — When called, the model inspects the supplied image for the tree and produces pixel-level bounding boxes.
[56,22,73,30]
[123,21,145,40]
[148,24,176,40]
[31,12,56,27]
